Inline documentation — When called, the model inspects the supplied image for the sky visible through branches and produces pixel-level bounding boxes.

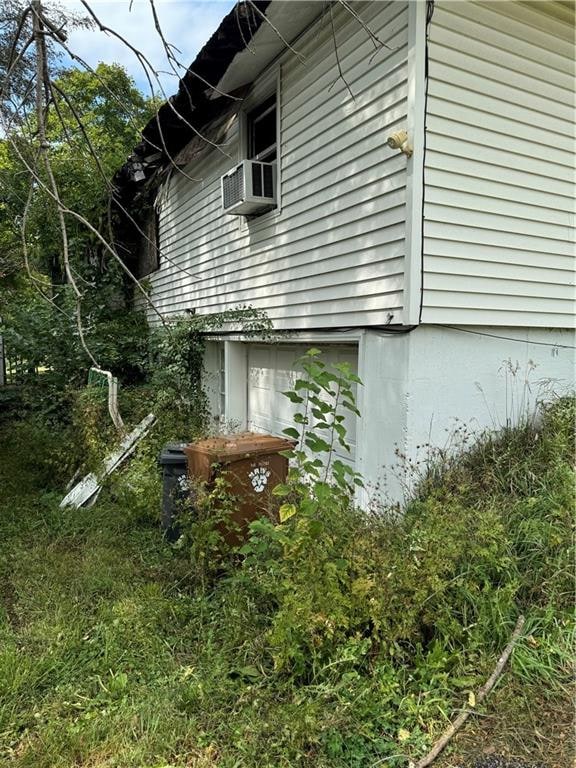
[1,0,245,366]
[63,0,236,96]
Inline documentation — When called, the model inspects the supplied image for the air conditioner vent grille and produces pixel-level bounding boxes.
[262,164,274,198]
[222,164,244,209]
[251,162,261,198]
[250,162,275,199]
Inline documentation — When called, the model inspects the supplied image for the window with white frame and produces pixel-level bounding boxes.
[247,95,277,163]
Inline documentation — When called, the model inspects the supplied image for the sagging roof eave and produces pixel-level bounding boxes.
[113,0,271,206]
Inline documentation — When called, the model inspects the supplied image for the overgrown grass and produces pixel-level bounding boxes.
[0,397,573,767]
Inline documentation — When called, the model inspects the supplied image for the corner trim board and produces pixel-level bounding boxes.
[403,0,427,325]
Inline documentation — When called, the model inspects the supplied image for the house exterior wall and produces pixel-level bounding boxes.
[422,0,575,328]
[146,1,410,329]
[137,0,576,509]
[354,325,574,506]
[203,325,574,507]
[246,343,358,465]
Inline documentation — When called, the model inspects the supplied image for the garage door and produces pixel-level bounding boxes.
[247,344,358,466]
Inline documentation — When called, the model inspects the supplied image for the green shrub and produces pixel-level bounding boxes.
[1,349,572,767]
[223,368,574,751]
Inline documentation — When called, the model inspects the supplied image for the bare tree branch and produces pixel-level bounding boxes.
[414,615,526,768]
[42,36,207,187]
[49,80,201,282]
[80,0,232,170]
[234,2,257,55]
[328,2,354,101]
[0,35,33,101]
[336,0,397,52]
[37,7,67,43]
[0,5,32,100]
[148,0,242,110]
[1,72,37,133]
[32,0,99,367]
[246,0,306,62]
[48,34,205,185]
[21,171,73,319]
[46,80,73,143]
[7,134,170,332]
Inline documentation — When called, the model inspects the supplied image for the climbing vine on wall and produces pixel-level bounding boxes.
[149,307,272,438]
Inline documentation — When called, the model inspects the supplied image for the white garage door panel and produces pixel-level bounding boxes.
[247,344,358,465]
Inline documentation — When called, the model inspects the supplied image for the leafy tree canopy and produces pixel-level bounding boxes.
[0,60,155,384]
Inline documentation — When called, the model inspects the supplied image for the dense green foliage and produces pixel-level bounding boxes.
[147,308,272,441]
[0,355,573,767]
[1,62,153,280]
[0,62,155,391]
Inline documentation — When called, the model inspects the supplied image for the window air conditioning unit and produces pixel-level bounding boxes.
[221,160,276,215]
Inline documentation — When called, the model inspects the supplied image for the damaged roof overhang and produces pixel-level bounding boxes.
[113,0,324,213]
[113,1,271,209]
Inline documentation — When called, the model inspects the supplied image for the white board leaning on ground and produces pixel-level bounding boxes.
[60,413,155,509]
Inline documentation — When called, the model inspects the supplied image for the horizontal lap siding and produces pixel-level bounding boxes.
[146,2,408,329]
[422,1,575,328]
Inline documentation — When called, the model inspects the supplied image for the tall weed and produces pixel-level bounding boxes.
[0,353,572,766]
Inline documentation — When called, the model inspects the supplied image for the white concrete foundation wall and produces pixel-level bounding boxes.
[356,330,409,505]
[358,325,575,507]
[203,326,574,509]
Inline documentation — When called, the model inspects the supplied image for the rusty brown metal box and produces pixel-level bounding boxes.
[183,432,295,544]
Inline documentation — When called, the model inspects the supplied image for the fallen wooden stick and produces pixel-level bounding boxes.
[60,413,156,509]
[413,614,526,768]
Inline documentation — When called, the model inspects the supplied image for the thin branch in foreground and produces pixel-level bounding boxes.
[43,36,207,185]
[47,81,73,143]
[49,80,200,282]
[328,1,354,101]
[37,6,67,43]
[0,34,34,101]
[21,172,72,319]
[8,76,168,344]
[80,0,232,168]
[39,155,168,327]
[32,0,99,367]
[148,0,240,101]
[235,2,257,55]
[46,36,154,138]
[246,0,306,63]
[0,5,33,98]
[412,615,526,768]
[8,129,169,333]
[26,6,199,296]
[1,72,37,134]
[337,0,397,52]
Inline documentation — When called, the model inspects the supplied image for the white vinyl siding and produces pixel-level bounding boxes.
[422,0,575,328]
[146,1,409,329]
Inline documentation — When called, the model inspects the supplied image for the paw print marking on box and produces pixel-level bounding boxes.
[248,466,271,493]
[177,474,190,492]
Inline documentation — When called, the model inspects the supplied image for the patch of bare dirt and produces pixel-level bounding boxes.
[434,684,574,768]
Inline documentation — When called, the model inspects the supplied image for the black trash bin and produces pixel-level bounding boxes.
[158,442,188,541]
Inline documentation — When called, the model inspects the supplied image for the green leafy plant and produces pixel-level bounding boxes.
[148,307,271,441]
[238,349,369,675]
[176,474,242,591]
[274,347,364,523]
